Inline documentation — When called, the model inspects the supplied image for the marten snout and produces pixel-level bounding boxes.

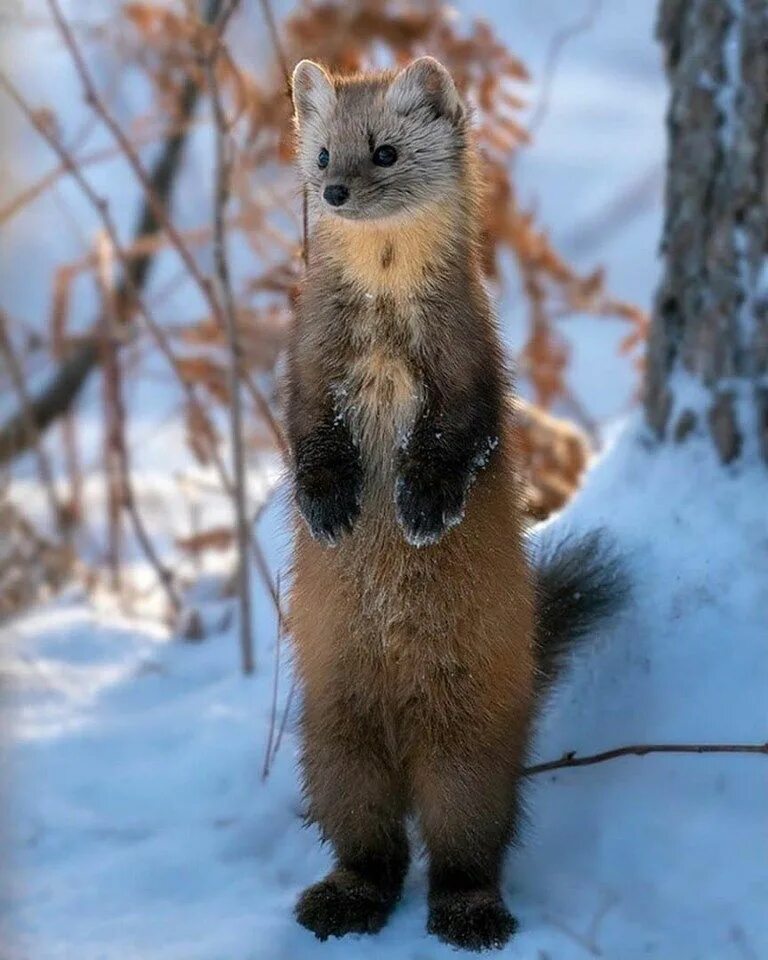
[323,184,350,207]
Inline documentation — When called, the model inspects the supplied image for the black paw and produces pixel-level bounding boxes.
[427,889,518,952]
[295,870,397,940]
[295,461,362,545]
[395,467,467,547]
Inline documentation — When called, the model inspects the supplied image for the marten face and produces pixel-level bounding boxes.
[292,57,467,222]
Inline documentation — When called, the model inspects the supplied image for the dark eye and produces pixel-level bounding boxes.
[317,147,329,169]
[372,144,398,167]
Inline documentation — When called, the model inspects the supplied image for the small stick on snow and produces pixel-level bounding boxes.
[524,741,768,777]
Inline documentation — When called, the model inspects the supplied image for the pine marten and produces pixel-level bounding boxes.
[286,56,623,952]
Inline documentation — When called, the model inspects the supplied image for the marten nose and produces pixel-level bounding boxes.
[323,184,349,207]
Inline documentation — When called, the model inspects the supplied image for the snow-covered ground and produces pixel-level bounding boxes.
[4,2,767,959]
[3,420,767,960]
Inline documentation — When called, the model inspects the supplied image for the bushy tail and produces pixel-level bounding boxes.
[532,530,628,691]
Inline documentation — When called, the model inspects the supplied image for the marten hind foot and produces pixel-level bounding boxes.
[427,887,517,952]
[295,866,402,940]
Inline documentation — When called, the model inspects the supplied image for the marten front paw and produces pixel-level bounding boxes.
[395,467,467,547]
[295,461,362,545]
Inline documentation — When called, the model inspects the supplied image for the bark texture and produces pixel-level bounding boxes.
[646,0,768,463]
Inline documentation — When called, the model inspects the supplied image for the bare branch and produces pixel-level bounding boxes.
[258,0,290,86]
[97,235,125,591]
[212,0,241,41]
[262,572,283,780]
[527,0,603,136]
[270,675,296,768]
[205,31,255,674]
[96,232,181,615]
[258,0,309,268]
[523,741,768,777]
[0,312,65,533]
[0,3,219,464]
[0,72,232,492]
[46,0,220,318]
[0,116,202,228]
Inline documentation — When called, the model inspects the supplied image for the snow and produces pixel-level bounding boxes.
[3,420,767,960]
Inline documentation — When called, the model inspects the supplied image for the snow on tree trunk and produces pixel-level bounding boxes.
[645,0,768,463]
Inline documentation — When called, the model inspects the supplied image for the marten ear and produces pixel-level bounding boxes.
[386,56,464,123]
[291,60,336,125]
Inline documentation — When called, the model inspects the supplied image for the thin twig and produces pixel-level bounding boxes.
[0,118,201,228]
[527,0,603,137]
[206,37,255,674]
[97,235,125,591]
[561,163,664,256]
[258,0,309,267]
[262,572,283,780]
[0,312,64,533]
[271,675,296,766]
[250,533,278,609]
[240,372,289,459]
[258,0,290,85]
[523,741,768,777]
[61,411,83,525]
[212,0,240,40]
[96,232,181,615]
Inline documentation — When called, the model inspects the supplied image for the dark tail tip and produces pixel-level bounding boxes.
[532,529,629,691]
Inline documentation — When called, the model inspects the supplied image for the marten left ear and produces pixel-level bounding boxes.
[291,59,336,126]
[386,57,464,123]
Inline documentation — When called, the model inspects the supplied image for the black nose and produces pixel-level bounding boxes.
[323,184,349,207]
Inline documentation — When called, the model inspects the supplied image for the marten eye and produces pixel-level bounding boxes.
[317,147,329,169]
[372,144,398,167]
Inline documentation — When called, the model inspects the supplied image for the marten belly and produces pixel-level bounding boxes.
[294,446,528,642]
[341,349,421,481]
[290,457,535,742]
[290,436,535,750]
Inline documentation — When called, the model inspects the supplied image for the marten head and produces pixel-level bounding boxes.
[291,57,468,222]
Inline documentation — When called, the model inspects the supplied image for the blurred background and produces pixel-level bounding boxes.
[0,0,663,627]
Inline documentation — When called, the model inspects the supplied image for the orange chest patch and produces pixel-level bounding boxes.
[322,206,450,300]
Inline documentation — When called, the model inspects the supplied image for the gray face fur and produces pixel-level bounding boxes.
[291,58,467,222]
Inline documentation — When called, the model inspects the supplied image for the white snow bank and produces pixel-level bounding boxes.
[3,421,766,959]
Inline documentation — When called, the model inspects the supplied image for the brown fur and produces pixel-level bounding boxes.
[287,58,536,951]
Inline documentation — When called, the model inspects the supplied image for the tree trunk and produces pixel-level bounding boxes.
[646,0,768,464]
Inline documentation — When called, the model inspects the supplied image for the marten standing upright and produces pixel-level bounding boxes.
[286,56,623,952]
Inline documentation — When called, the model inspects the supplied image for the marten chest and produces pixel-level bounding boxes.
[337,294,423,476]
[322,220,447,476]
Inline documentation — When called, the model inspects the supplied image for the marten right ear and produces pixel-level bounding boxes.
[291,60,336,126]
[386,57,464,123]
